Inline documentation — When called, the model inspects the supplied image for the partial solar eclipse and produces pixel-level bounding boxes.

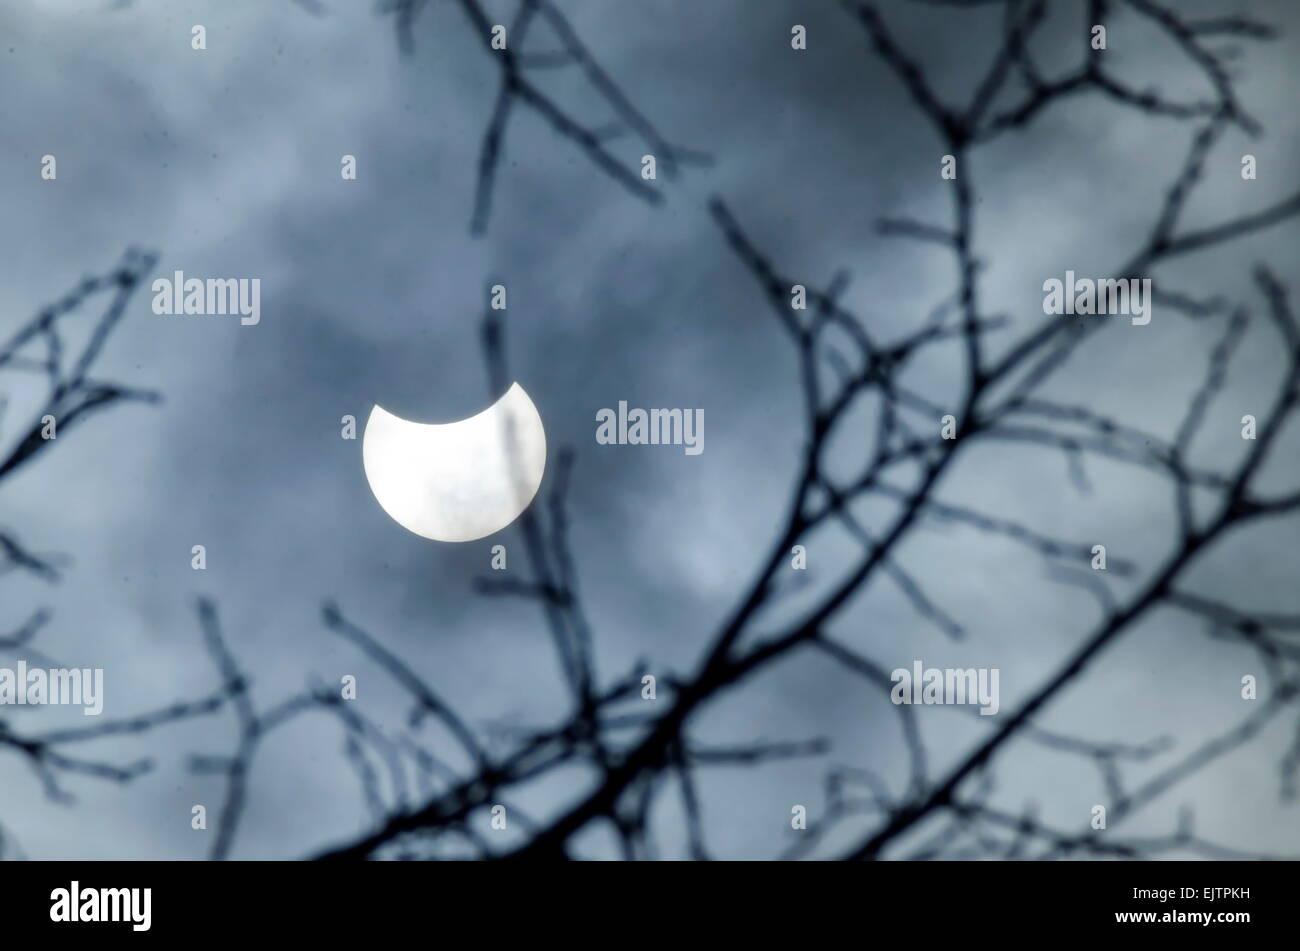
[362,383,546,542]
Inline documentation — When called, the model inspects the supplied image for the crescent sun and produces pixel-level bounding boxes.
[362,382,547,542]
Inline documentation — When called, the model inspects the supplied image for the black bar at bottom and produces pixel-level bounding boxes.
[0,860,1279,938]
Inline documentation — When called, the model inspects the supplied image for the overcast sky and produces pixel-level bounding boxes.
[2,0,1298,860]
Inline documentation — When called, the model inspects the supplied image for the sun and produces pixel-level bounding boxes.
[362,383,546,542]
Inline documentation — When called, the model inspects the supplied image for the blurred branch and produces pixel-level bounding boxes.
[383,0,709,234]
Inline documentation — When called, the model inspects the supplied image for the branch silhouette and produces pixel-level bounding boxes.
[6,0,1299,862]
[308,0,1300,861]
[0,254,241,838]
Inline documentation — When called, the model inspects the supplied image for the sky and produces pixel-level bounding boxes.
[1,0,1298,860]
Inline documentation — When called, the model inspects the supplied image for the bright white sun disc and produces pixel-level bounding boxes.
[362,382,546,542]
